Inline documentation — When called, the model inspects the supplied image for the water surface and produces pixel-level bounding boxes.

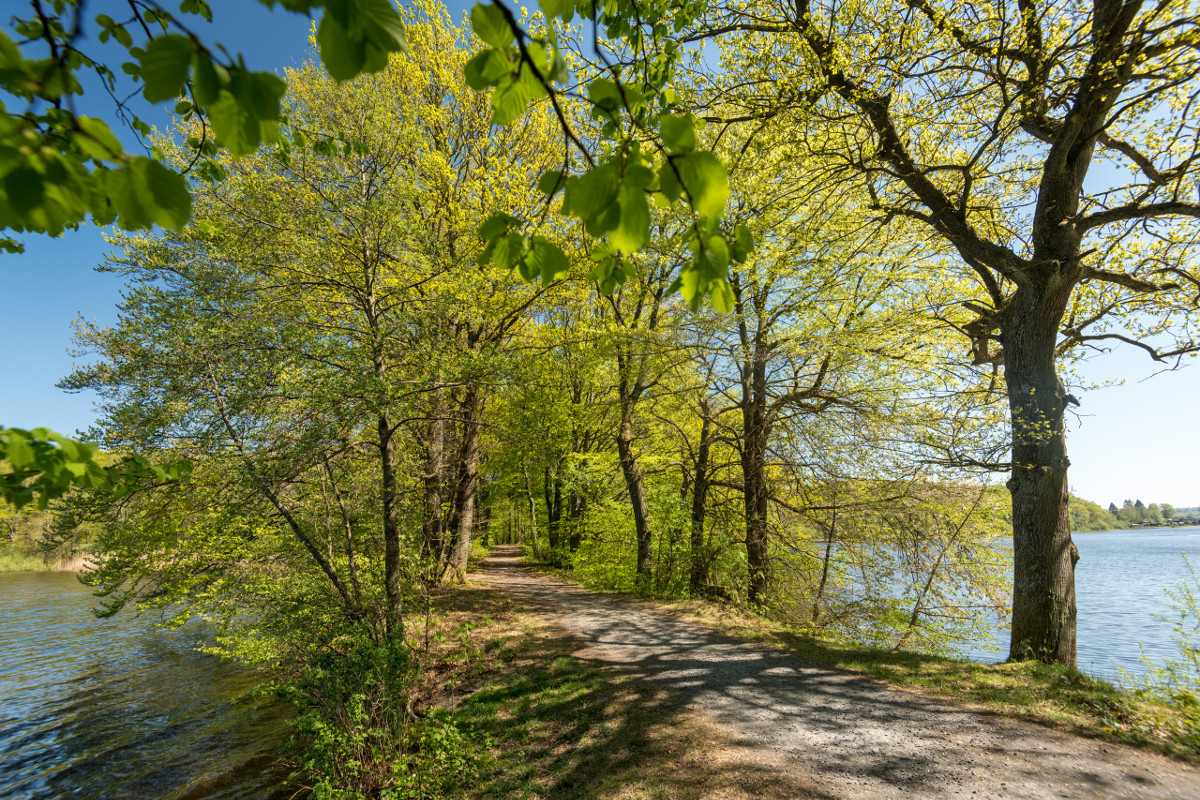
[968,526,1200,679]
[0,572,293,800]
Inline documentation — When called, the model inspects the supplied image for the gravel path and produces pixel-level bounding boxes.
[480,546,1200,799]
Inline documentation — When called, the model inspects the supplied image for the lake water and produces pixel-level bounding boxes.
[966,526,1200,680]
[0,572,293,800]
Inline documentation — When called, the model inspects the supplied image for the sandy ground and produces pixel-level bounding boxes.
[480,546,1200,800]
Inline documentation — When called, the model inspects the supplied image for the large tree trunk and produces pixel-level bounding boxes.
[616,406,653,581]
[742,346,771,605]
[447,384,483,582]
[1003,281,1079,666]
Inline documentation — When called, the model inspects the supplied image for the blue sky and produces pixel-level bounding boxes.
[2,1,1197,508]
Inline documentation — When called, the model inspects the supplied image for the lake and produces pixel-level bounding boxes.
[0,571,293,800]
[966,525,1200,679]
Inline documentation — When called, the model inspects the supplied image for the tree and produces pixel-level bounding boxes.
[1,0,408,507]
[657,0,1200,665]
[62,1,559,630]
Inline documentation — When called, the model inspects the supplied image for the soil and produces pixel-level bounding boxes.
[480,546,1200,800]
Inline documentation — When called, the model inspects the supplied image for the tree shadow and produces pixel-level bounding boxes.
[472,546,1160,799]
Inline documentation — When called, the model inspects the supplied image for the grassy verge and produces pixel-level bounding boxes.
[524,556,1200,764]
[420,575,818,799]
[0,546,48,571]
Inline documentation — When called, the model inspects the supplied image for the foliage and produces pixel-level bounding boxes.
[0,0,406,248]
[1125,556,1200,750]
[280,630,479,800]
[463,0,753,310]
[1069,496,1125,532]
[28,2,1200,790]
[0,427,190,509]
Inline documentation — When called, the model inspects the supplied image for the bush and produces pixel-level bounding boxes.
[280,628,480,799]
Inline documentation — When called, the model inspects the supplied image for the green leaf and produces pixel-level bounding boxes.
[658,158,682,203]
[528,237,570,282]
[205,71,286,156]
[4,431,35,469]
[660,113,696,155]
[471,3,514,49]
[611,184,650,253]
[547,48,569,84]
[478,211,519,240]
[4,167,44,208]
[709,277,735,312]
[353,0,409,54]
[492,231,524,271]
[140,35,194,102]
[317,14,366,81]
[697,234,731,280]
[191,53,222,105]
[677,152,728,219]
[537,169,564,195]
[106,157,191,230]
[563,163,619,228]
[587,78,621,109]
[732,223,755,263]
[540,0,577,21]
[464,49,511,90]
[491,78,533,125]
[73,118,122,161]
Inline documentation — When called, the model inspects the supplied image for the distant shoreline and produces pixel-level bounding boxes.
[0,551,92,573]
[1075,523,1200,533]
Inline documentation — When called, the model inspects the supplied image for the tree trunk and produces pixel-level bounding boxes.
[1003,281,1079,666]
[813,507,836,623]
[522,463,541,560]
[447,384,483,582]
[421,388,445,570]
[742,346,771,605]
[479,487,492,548]
[379,413,403,635]
[567,482,586,553]
[689,411,712,595]
[544,464,563,552]
[616,406,653,581]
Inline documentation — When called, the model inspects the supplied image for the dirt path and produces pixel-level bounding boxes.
[479,546,1200,800]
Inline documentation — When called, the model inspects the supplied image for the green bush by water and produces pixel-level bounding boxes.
[279,629,481,799]
[0,546,45,572]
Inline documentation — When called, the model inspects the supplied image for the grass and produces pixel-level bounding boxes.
[0,546,47,571]
[524,555,1200,764]
[418,576,819,799]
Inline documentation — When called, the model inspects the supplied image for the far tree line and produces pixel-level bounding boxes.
[1070,497,1198,532]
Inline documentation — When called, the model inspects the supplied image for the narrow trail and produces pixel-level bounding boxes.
[479,546,1200,800]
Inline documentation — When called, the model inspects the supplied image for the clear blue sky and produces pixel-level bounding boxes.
[1,1,1196,509]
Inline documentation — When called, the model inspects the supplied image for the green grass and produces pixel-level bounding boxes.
[0,546,47,571]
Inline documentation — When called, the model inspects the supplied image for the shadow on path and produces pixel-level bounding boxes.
[481,546,1200,800]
